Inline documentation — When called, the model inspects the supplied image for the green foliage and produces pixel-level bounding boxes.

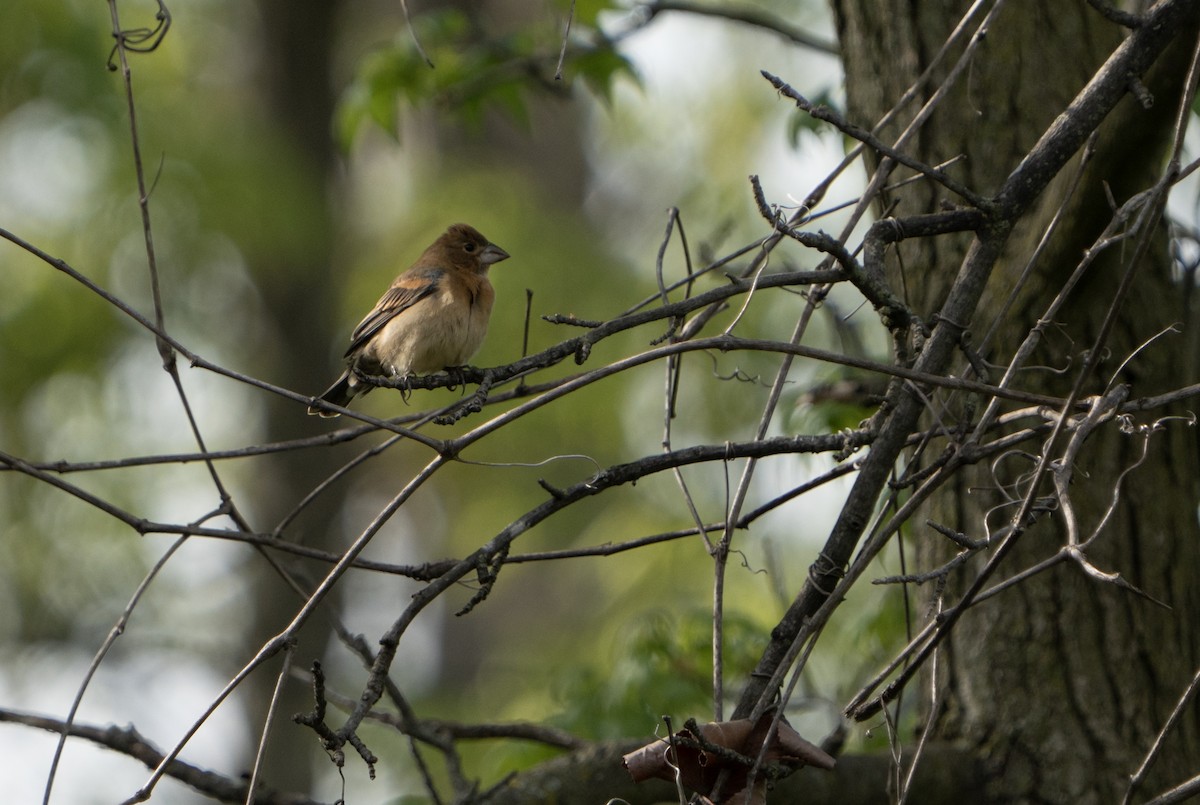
[336,11,468,145]
[459,605,779,791]
[549,0,615,29]
[786,87,839,147]
[782,378,882,435]
[571,43,639,107]
[335,8,637,147]
[552,607,765,739]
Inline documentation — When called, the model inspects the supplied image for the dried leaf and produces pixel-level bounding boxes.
[622,710,835,803]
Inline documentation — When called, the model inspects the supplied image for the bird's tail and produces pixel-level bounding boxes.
[308,372,356,417]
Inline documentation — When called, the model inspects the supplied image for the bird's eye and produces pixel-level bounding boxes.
[463,242,477,252]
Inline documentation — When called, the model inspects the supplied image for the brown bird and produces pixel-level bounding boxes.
[308,223,509,417]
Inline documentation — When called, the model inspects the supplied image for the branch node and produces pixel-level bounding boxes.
[1128,76,1154,109]
[457,546,510,616]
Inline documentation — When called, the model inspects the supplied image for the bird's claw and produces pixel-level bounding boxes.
[395,373,415,403]
[444,365,469,392]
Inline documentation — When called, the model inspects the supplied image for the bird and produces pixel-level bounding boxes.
[308,223,509,417]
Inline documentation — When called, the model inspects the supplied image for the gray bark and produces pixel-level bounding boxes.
[831,1,1200,801]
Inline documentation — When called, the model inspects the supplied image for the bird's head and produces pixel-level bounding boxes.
[442,223,509,270]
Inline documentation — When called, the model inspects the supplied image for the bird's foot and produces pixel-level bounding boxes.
[385,370,415,403]
[398,374,415,403]
[443,365,470,393]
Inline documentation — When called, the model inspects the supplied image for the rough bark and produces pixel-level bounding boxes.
[831,1,1200,802]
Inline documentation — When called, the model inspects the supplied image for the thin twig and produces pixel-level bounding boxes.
[554,0,576,79]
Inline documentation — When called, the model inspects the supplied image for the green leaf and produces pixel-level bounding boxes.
[548,0,620,29]
[573,45,640,105]
[787,86,839,147]
[549,608,764,739]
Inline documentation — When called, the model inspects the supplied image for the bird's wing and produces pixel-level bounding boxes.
[344,267,444,357]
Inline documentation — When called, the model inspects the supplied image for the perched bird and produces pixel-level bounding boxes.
[308,223,509,417]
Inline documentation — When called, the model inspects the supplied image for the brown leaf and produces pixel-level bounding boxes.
[621,710,835,803]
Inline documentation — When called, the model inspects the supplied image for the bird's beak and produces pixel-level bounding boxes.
[482,243,510,265]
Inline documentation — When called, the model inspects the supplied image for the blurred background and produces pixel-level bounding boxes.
[0,0,910,801]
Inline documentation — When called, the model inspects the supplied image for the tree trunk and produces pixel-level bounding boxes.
[831,1,1200,801]
[247,0,344,791]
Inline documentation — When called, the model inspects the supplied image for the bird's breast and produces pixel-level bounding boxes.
[366,277,494,375]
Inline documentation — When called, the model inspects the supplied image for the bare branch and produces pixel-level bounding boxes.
[0,707,321,805]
